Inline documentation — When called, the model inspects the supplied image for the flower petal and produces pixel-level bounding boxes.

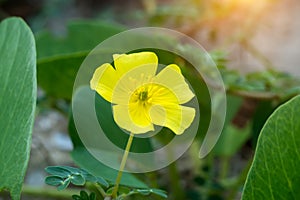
[90,63,118,102]
[153,64,194,104]
[112,64,157,105]
[113,52,158,77]
[149,104,195,135]
[148,84,180,105]
[113,104,154,134]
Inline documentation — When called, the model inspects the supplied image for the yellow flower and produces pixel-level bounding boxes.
[90,52,195,135]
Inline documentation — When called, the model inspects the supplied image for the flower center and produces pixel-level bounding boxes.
[130,85,153,105]
[138,91,148,101]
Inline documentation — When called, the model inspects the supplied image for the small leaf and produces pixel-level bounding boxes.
[80,190,89,200]
[131,188,168,198]
[45,176,64,186]
[70,174,85,186]
[106,187,114,196]
[45,165,110,188]
[80,169,109,187]
[136,189,151,196]
[94,176,109,188]
[60,166,82,175]
[45,166,72,178]
[80,167,109,188]
[72,194,82,200]
[57,179,71,191]
[89,192,96,200]
[151,189,168,198]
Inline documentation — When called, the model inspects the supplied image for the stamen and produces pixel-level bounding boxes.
[139,91,148,101]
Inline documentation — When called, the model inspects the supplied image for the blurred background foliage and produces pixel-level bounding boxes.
[0,0,300,199]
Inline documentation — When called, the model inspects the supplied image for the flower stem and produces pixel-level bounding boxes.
[111,132,134,198]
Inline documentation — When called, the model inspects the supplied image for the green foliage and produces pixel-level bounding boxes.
[220,67,300,100]
[44,165,168,199]
[242,95,300,199]
[35,20,125,99]
[1,10,300,200]
[72,191,96,200]
[213,95,250,156]
[45,166,109,190]
[36,20,126,58]
[0,17,36,200]
[214,124,251,157]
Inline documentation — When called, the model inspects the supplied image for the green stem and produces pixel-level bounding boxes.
[95,183,107,197]
[21,185,80,199]
[111,132,134,198]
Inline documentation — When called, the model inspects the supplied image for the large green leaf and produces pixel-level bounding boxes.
[35,20,126,59]
[242,95,300,199]
[35,20,125,99]
[0,17,36,199]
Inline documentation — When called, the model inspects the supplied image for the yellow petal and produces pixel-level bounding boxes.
[113,52,158,77]
[90,63,118,102]
[153,64,194,104]
[112,63,157,105]
[149,104,195,135]
[148,84,180,105]
[113,104,154,134]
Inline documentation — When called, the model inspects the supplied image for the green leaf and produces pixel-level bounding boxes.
[45,176,64,186]
[37,53,87,99]
[89,192,96,200]
[82,172,109,188]
[213,124,251,156]
[57,179,71,191]
[242,95,300,200]
[136,189,151,196]
[45,166,72,178]
[0,17,36,200]
[79,190,89,200]
[151,189,168,198]
[72,195,82,200]
[126,188,168,199]
[70,174,85,186]
[58,166,82,174]
[45,165,109,189]
[35,20,126,59]
[71,148,148,188]
[35,20,125,99]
